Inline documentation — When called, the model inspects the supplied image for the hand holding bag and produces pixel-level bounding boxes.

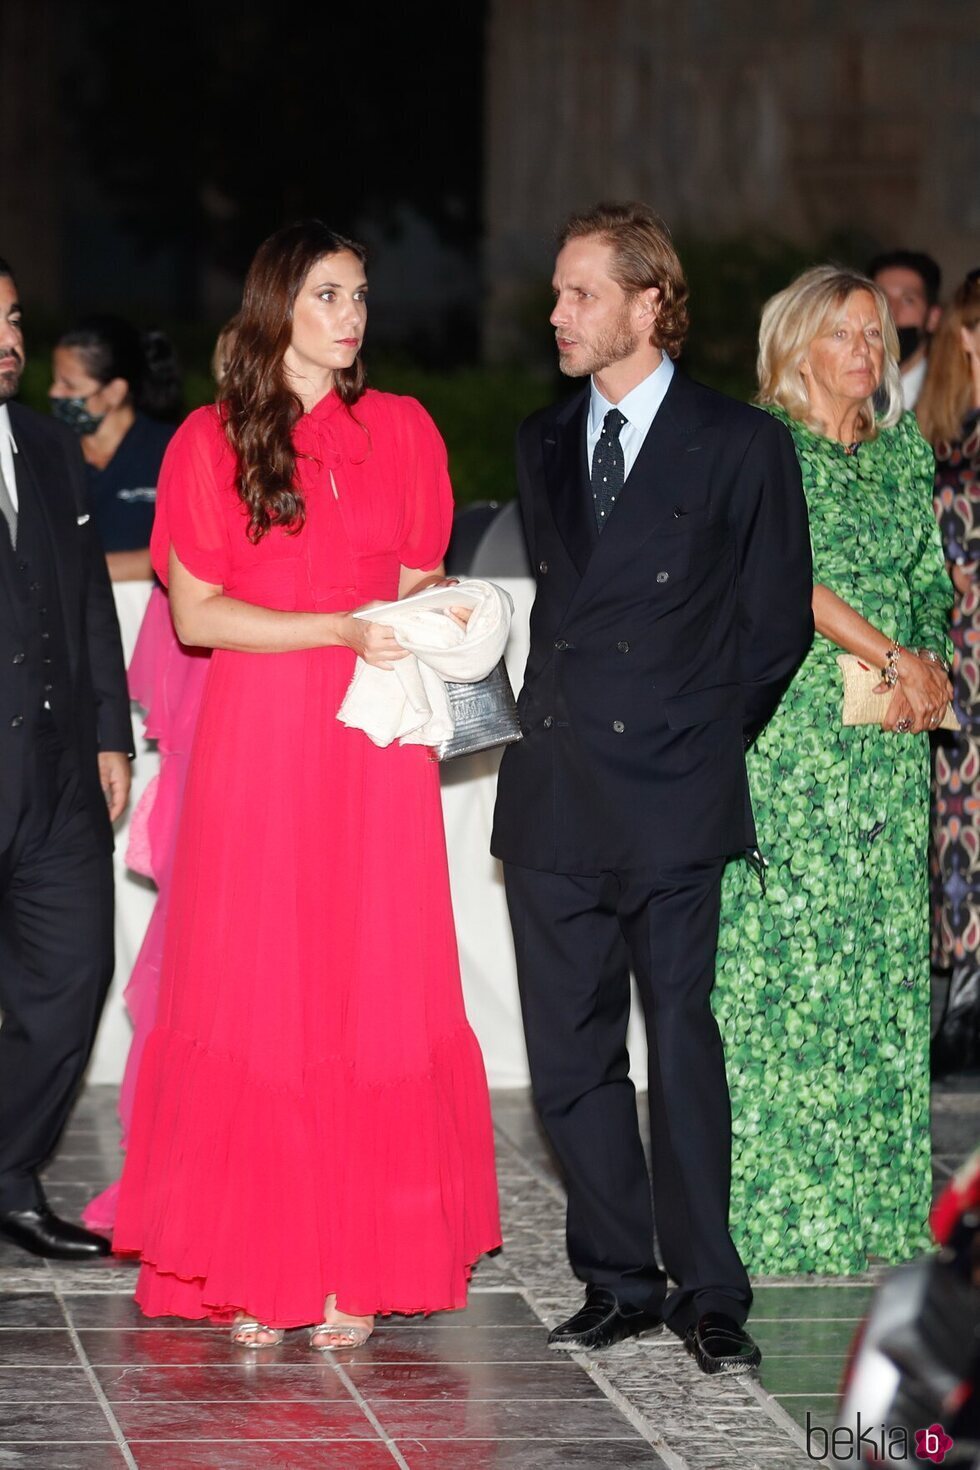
[836,653,960,730]
[436,658,522,760]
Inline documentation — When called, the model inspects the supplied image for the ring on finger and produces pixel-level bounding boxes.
[895,717,913,733]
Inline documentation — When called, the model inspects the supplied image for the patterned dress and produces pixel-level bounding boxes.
[714,408,949,1275]
[930,411,980,1067]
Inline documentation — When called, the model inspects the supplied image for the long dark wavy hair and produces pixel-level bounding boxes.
[220,220,368,542]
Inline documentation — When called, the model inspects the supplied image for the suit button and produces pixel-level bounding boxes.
[543,716,554,729]
[16,561,27,571]
[11,653,24,665]
[554,638,569,651]
[29,581,41,592]
[42,657,51,666]
[617,640,630,653]
[10,715,23,728]
[612,719,625,733]
[656,571,669,584]
[41,632,50,640]
[43,683,53,693]
[538,560,549,575]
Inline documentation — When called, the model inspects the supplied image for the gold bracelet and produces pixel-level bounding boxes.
[881,645,901,688]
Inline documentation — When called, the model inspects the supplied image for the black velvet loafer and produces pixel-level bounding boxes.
[684,1312,762,1374]
[548,1286,663,1351]
[0,1207,111,1260]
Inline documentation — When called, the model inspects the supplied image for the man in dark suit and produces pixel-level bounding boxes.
[0,258,132,1258]
[492,204,813,1372]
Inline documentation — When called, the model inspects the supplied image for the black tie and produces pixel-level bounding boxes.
[591,407,626,531]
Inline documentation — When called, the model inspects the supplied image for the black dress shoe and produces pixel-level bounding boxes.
[0,1207,111,1261]
[548,1287,663,1351]
[684,1312,761,1375]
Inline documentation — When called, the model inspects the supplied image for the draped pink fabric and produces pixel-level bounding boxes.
[83,587,210,1232]
[112,393,501,1326]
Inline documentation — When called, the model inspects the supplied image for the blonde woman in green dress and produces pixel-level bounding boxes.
[715,266,952,1275]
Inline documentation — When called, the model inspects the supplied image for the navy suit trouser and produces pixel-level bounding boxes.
[0,717,113,1212]
[504,857,751,1333]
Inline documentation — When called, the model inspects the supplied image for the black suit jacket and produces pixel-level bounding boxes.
[0,404,132,851]
[491,370,814,873]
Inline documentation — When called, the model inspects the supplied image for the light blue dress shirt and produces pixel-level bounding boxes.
[587,354,675,482]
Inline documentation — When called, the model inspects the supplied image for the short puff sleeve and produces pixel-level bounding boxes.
[150,407,234,588]
[396,397,454,571]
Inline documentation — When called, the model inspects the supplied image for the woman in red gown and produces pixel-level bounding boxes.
[113,222,501,1348]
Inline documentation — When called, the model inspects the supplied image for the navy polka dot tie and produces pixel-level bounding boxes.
[591,408,626,532]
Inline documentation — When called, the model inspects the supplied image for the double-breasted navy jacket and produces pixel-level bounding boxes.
[491,370,814,873]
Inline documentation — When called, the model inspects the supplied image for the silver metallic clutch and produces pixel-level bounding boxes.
[436,658,524,761]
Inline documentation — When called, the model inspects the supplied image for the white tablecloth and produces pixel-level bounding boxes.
[89,577,648,1089]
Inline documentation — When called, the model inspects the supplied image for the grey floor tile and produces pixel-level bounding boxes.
[421,1291,538,1327]
[0,1366,94,1402]
[395,1442,666,1469]
[45,1263,140,1293]
[370,1396,643,1440]
[348,1360,604,1401]
[113,1399,377,1442]
[0,1292,63,1328]
[130,1445,397,1470]
[96,1362,353,1403]
[348,1325,554,1365]
[63,1294,218,1331]
[0,1329,79,1366]
[0,1449,129,1469]
[0,1397,115,1442]
[80,1328,299,1367]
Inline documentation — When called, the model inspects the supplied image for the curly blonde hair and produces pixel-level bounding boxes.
[757,265,903,437]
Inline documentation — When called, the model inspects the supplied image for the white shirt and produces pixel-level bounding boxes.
[587,354,675,481]
[0,403,19,510]
[901,355,928,411]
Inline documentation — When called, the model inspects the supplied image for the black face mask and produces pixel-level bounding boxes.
[896,325,925,364]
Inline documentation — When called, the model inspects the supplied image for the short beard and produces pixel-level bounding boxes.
[558,303,639,379]
[0,361,23,403]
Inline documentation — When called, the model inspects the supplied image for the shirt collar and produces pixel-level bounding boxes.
[589,354,675,437]
[0,403,17,455]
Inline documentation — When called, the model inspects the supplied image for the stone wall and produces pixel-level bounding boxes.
[484,0,980,358]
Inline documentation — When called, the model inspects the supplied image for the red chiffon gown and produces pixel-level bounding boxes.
[113,389,502,1327]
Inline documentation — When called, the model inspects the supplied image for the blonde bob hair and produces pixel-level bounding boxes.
[757,265,904,437]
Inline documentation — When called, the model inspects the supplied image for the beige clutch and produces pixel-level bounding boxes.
[836,654,960,730]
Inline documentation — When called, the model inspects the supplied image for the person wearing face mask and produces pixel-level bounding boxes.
[49,317,182,582]
[869,251,943,411]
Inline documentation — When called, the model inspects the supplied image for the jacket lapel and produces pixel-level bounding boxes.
[11,408,82,679]
[578,371,703,579]
[542,390,597,577]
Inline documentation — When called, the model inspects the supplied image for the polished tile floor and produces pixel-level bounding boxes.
[0,1079,975,1469]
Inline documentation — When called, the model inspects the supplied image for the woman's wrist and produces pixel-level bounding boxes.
[880,644,906,687]
[914,646,951,675]
[321,612,353,649]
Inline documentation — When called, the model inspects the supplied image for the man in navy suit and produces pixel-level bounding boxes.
[492,203,813,1371]
[0,258,132,1259]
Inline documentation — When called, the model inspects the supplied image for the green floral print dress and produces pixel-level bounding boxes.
[714,408,950,1275]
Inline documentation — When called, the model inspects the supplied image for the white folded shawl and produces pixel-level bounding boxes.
[336,578,514,748]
